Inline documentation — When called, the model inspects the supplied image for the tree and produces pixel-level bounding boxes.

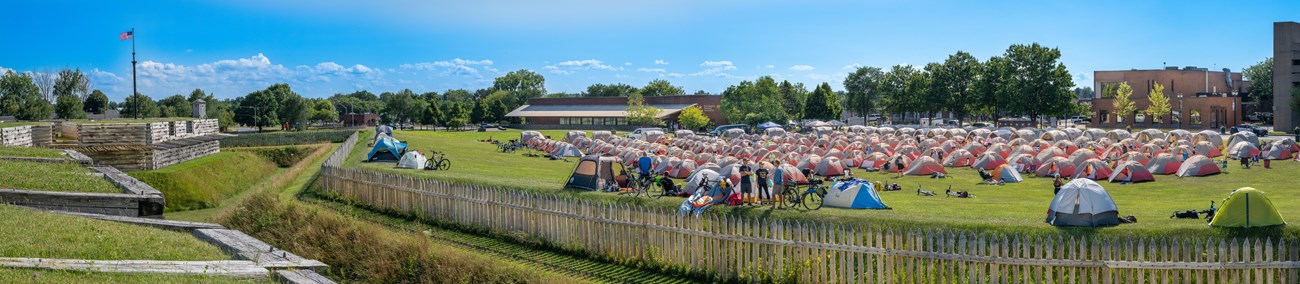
[843,66,884,118]
[584,83,639,97]
[442,102,469,130]
[422,101,444,129]
[382,89,425,126]
[1146,82,1171,124]
[309,99,338,124]
[1112,82,1136,127]
[804,82,842,121]
[491,69,546,108]
[678,106,710,130]
[490,99,509,124]
[973,56,1011,121]
[641,79,685,96]
[55,93,86,119]
[158,95,190,117]
[470,99,487,123]
[937,51,980,124]
[52,69,91,119]
[442,89,474,102]
[120,93,159,119]
[0,71,52,120]
[1072,86,1095,100]
[721,76,785,125]
[83,90,109,114]
[32,70,54,102]
[918,63,942,120]
[778,80,808,123]
[544,92,575,98]
[1074,101,1093,119]
[1243,57,1273,109]
[626,92,662,126]
[236,85,286,132]
[279,94,309,130]
[879,65,918,123]
[1002,43,1075,126]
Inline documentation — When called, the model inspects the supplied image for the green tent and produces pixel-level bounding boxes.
[1209,188,1285,228]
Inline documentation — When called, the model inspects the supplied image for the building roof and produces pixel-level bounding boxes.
[506,103,697,118]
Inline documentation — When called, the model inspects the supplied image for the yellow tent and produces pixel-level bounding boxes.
[1209,188,1285,228]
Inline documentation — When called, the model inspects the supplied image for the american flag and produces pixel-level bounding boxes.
[119,31,133,40]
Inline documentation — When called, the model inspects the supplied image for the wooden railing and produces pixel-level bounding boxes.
[319,133,1299,283]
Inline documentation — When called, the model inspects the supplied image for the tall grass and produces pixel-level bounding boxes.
[0,160,119,193]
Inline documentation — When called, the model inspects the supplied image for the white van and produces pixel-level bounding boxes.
[626,127,664,140]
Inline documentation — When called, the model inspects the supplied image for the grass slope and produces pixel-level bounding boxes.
[130,152,279,212]
[0,205,229,260]
[0,268,271,284]
[0,160,119,193]
[0,121,50,128]
[346,129,1300,239]
[0,146,66,159]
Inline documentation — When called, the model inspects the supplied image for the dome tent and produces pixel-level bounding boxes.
[1108,160,1154,183]
[903,156,947,176]
[564,154,626,191]
[1046,179,1120,227]
[1176,155,1221,177]
[823,179,888,209]
[367,136,408,162]
[396,151,428,169]
[990,164,1023,183]
[1209,188,1285,228]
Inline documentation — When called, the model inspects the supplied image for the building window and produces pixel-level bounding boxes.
[1099,111,1109,123]
[1171,110,1180,125]
[582,117,593,125]
[616,117,627,125]
[1190,110,1201,125]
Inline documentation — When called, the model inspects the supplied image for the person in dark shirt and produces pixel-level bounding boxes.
[738,159,753,205]
[755,166,771,204]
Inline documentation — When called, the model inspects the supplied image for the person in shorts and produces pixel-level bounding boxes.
[738,159,753,205]
[755,165,771,204]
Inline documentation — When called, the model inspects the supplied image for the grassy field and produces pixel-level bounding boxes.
[0,205,230,260]
[0,268,272,284]
[130,152,281,212]
[0,121,50,128]
[344,129,1300,239]
[0,160,120,193]
[0,146,66,159]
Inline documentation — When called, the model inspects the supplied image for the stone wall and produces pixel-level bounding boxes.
[151,140,220,169]
[0,126,33,147]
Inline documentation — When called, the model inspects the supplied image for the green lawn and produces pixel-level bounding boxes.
[345,129,1300,239]
[130,152,280,212]
[0,160,120,193]
[0,146,66,159]
[0,268,272,284]
[0,205,230,261]
[0,121,50,128]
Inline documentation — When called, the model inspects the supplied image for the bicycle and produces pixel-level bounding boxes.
[782,176,827,210]
[424,151,452,171]
[621,172,655,198]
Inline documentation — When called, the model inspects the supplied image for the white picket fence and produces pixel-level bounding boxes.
[321,132,1300,283]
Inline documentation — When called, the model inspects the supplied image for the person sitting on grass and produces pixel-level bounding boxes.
[657,172,680,197]
[977,168,995,184]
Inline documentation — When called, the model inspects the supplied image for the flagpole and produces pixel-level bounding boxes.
[131,27,138,119]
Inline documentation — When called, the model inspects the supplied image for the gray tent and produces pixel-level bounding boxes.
[1046,179,1120,227]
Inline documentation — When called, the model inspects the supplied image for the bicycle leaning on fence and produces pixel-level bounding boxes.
[423,150,452,171]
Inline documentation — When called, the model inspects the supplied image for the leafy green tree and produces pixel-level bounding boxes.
[544,92,575,98]
[83,90,109,114]
[937,51,980,124]
[918,63,943,120]
[158,95,190,117]
[0,71,51,120]
[310,99,338,124]
[442,102,469,130]
[491,69,546,108]
[778,80,808,123]
[640,79,685,96]
[677,106,710,130]
[236,85,285,132]
[470,99,487,123]
[584,83,639,97]
[843,66,883,118]
[279,94,309,130]
[878,65,917,123]
[1003,43,1075,126]
[490,99,509,124]
[382,89,425,126]
[55,93,86,119]
[422,101,444,129]
[1146,82,1171,124]
[1074,101,1093,119]
[1072,86,1094,100]
[442,89,474,102]
[626,92,663,126]
[121,93,160,119]
[53,68,90,119]
[804,82,842,121]
[972,56,1011,121]
[1243,57,1273,109]
[1113,82,1136,127]
[721,76,785,125]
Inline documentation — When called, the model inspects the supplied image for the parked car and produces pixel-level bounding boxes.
[1229,124,1269,136]
[626,127,664,140]
[708,124,750,136]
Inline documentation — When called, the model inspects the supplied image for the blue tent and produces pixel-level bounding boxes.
[822,179,888,209]
[367,137,408,162]
[757,122,782,130]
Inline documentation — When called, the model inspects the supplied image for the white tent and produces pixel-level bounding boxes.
[397,151,428,169]
[1045,179,1119,227]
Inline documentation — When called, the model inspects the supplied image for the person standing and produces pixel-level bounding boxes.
[755,166,771,205]
[738,159,753,205]
[772,165,786,208]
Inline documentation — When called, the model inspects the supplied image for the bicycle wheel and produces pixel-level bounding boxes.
[782,187,802,208]
[802,190,825,211]
[438,159,452,171]
[646,180,664,199]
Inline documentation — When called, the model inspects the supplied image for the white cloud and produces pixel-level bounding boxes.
[693,60,736,76]
[761,64,775,69]
[843,63,862,70]
[549,70,573,75]
[615,74,630,78]
[637,68,666,73]
[789,65,815,71]
[543,65,559,70]
[624,62,632,66]
[805,73,836,81]
[105,53,394,99]
[662,73,683,78]
[0,66,12,75]
[90,69,123,83]
[399,58,495,76]
[1074,72,1091,84]
[556,59,621,71]
[654,59,669,65]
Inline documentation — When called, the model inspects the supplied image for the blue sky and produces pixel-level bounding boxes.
[1,0,1297,101]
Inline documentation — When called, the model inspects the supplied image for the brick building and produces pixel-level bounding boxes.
[1090,68,1245,130]
[505,95,726,130]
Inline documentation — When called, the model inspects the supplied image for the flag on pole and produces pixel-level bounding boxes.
[119,31,133,40]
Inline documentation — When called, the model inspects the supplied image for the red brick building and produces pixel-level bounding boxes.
[505,95,726,130]
[1090,68,1245,130]
[341,113,379,127]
